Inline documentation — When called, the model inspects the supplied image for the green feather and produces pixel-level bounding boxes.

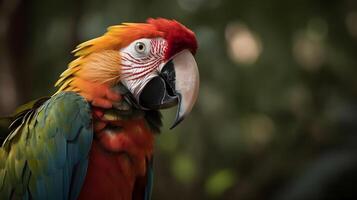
[0,92,93,199]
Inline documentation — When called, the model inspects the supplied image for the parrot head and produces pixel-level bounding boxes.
[56,18,199,128]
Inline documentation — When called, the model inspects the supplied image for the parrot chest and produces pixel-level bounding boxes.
[78,108,155,200]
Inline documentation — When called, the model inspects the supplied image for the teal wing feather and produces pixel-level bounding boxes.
[0,92,93,200]
[144,158,154,200]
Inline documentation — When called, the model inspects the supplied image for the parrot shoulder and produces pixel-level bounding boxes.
[0,91,93,200]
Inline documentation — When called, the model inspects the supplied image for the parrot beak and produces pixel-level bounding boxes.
[138,50,200,129]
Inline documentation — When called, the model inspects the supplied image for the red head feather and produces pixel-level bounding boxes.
[147,18,198,60]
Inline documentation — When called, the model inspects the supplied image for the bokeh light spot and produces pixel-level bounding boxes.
[205,169,236,197]
[346,11,357,38]
[287,84,312,119]
[171,153,197,185]
[225,22,262,65]
[240,114,275,151]
[293,18,328,71]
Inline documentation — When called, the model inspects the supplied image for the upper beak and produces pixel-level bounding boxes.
[138,50,200,129]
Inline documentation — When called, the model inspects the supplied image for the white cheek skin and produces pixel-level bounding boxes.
[119,38,167,99]
[120,69,159,99]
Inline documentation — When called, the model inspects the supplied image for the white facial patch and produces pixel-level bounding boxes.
[120,38,167,99]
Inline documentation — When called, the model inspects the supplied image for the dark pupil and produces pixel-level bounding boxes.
[138,44,144,50]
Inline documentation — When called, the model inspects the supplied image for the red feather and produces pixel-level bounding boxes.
[147,18,198,60]
[78,116,154,200]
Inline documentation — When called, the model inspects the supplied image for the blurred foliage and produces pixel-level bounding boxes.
[171,153,198,185]
[1,0,357,199]
[205,169,236,197]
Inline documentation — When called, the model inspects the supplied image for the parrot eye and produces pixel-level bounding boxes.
[135,42,146,53]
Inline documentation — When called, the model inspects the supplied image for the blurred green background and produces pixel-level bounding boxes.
[1,0,357,199]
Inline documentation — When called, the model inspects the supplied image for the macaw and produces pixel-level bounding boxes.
[0,18,199,200]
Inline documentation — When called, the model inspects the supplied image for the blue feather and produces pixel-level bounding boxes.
[145,158,154,200]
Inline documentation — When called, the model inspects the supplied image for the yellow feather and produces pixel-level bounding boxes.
[55,67,80,86]
[56,77,73,90]
[107,25,127,31]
